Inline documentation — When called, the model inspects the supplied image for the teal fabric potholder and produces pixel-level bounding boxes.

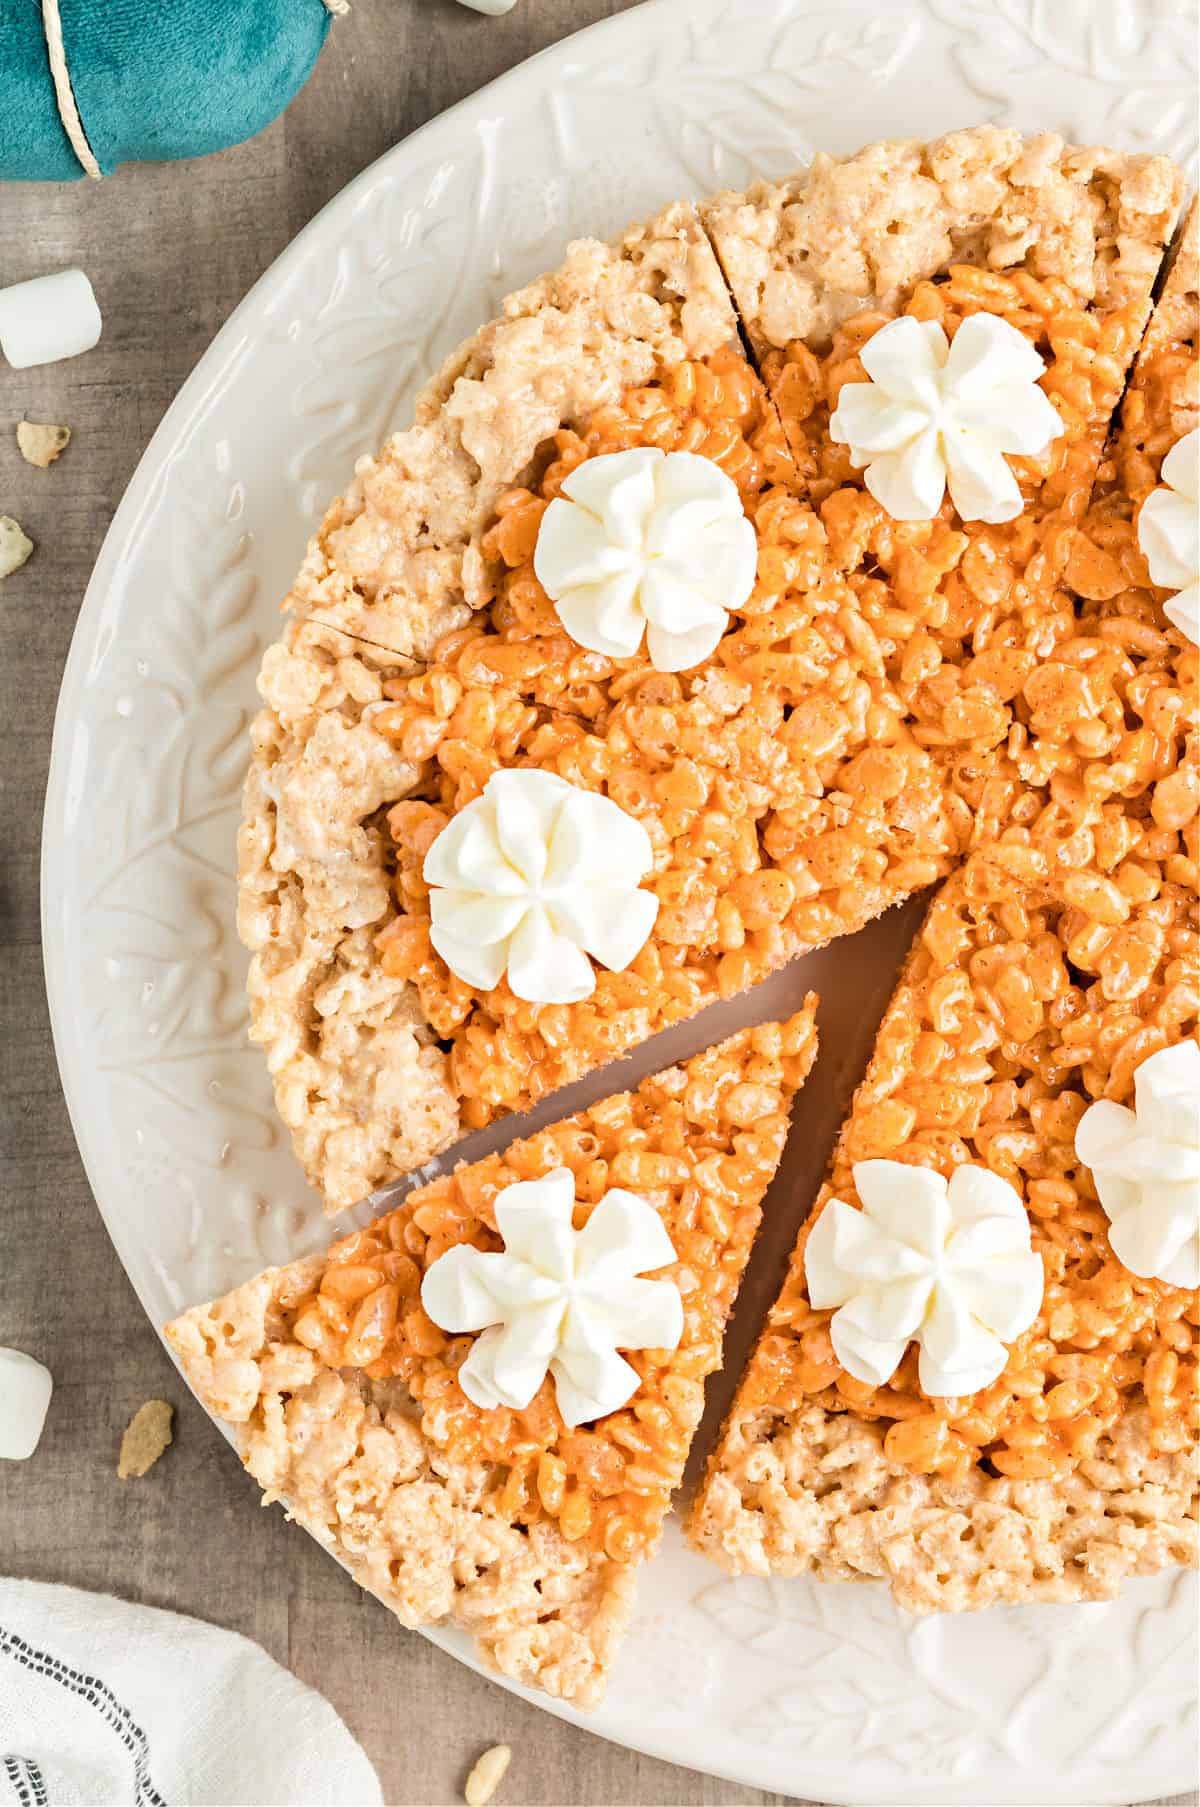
[1,0,334,181]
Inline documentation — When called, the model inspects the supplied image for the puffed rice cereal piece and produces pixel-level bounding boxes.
[0,516,32,578]
[16,421,70,468]
[464,1745,512,1807]
[118,1400,174,1478]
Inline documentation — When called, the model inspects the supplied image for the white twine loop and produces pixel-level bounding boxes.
[41,0,101,180]
[41,0,349,181]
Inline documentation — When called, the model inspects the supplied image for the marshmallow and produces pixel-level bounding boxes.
[0,1348,54,1459]
[0,269,102,369]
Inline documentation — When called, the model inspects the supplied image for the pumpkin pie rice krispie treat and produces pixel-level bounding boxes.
[165,1009,817,1707]
[243,131,1183,1212]
[688,230,1200,1607]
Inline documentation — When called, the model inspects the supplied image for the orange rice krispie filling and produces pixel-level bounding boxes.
[769,262,1151,530]
[373,345,794,732]
[364,291,1144,1130]
[375,687,811,1124]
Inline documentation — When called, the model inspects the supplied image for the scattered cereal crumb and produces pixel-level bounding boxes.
[0,516,33,579]
[464,1743,511,1806]
[17,421,70,468]
[118,1399,174,1478]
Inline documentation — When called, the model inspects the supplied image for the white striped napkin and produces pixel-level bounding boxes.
[0,1579,381,1807]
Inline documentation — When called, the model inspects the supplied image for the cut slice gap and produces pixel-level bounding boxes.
[280,614,427,674]
[698,205,806,505]
[357,891,926,1230]
[1141,192,1199,353]
[675,889,928,1500]
[1061,194,1197,637]
[165,1004,819,1711]
[1070,191,1199,553]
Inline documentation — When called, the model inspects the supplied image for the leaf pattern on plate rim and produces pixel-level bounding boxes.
[930,0,1200,170]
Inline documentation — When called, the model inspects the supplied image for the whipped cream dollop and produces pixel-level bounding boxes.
[1075,1040,1200,1288]
[421,1166,684,1426]
[533,447,757,671]
[1137,427,1199,645]
[829,313,1062,524]
[804,1159,1044,1396]
[423,768,658,1005]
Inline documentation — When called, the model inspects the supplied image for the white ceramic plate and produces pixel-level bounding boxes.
[42,2,1199,1800]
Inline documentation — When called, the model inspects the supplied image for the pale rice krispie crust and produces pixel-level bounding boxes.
[238,617,460,1210]
[167,1269,637,1707]
[691,1400,1195,1610]
[702,126,1182,356]
[1112,193,1200,497]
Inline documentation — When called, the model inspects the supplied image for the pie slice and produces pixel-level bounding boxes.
[165,1007,818,1708]
[690,849,1198,1607]
[284,203,751,660]
[704,127,1179,453]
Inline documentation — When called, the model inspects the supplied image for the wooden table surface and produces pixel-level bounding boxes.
[0,4,1194,1805]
